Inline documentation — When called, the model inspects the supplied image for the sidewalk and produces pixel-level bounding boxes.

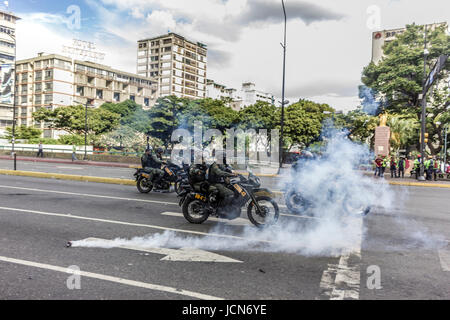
[0,155,134,168]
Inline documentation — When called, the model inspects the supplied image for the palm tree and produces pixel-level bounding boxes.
[388,115,420,153]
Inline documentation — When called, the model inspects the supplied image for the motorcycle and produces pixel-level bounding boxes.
[134,162,183,193]
[178,170,279,228]
[284,180,371,217]
[174,162,191,195]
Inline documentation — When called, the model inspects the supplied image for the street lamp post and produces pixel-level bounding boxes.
[418,26,429,181]
[279,0,287,169]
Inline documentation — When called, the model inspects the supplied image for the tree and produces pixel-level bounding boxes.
[238,101,279,131]
[98,126,162,153]
[33,105,120,137]
[4,125,42,141]
[362,23,450,153]
[387,114,420,152]
[335,108,379,145]
[101,100,152,133]
[282,99,334,151]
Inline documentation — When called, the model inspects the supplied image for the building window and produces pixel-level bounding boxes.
[45,82,53,91]
[45,70,53,79]
[130,95,135,101]
[114,92,120,102]
[76,86,84,96]
[96,89,103,99]
[35,83,42,92]
[44,94,52,103]
[144,98,149,107]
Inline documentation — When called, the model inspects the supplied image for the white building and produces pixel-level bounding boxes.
[206,79,274,110]
[371,22,448,64]
[137,32,207,100]
[15,53,158,138]
[0,9,19,131]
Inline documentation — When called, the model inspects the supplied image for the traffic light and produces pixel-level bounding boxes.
[424,133,429,144]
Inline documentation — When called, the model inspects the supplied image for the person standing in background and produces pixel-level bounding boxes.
[381,155,388,178]
[390,155,397,178]
[72,144,78,162]
[374,155,383,177]
[397,156,406,178]
[37,142,44,158]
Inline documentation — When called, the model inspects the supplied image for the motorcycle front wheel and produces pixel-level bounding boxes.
[137,177,153,193]
[182,199,209,224]
[247,196,279,228]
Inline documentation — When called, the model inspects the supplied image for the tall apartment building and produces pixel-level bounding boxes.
[137,33,207,99]
[0,9,20,130]
[14,53,158,138]
[371,22,448,64]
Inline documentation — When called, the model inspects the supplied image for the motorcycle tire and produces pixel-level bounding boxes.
[182,198,209,224]
[285,189,313,216]
[247,196,279,228]
[137,176,153,193]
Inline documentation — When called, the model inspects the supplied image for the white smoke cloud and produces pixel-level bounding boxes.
[70,128,446,257]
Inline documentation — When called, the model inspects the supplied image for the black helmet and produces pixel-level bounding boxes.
[156,147,164,154]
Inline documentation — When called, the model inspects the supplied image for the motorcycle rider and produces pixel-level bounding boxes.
[292,150,314,172]
[207,152,236,208]
[142,147,165,187]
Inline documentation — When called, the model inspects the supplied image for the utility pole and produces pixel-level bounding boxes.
[279,0,287,169]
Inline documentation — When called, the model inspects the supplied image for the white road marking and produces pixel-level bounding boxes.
[78,237,243,263]
[318,216,363,300]
[0,206,274,244]
[0,184,310,219]
[0,185,179,206]
[161,212,251,226]
[438,249,450,271]
[0,255,222,300]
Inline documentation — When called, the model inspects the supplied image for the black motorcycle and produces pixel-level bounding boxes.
[178,170,279,228]
[174,162,191,195]
[134,162,183,193]
[284,180,371,217]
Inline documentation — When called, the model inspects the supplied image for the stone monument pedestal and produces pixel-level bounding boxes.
[374,126,390,156]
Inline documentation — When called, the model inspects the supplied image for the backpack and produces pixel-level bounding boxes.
[189,164,207,184]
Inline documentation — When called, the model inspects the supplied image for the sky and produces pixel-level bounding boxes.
[7,0,450,112]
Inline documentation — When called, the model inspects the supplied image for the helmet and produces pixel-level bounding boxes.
[156,147,164,154]
[418,154,422,158]
[303,151,313,158]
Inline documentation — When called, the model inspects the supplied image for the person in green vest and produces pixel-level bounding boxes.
[381,156,388,178]
[413,155,422,179]
[390,155,398,178]
[72,144,78,162]
[424,155,434,181]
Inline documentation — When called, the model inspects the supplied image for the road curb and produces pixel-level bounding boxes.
[0,170,136,186]
[387,181,450,189]
[1,170,448,190]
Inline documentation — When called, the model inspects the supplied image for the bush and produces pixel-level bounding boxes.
[58,134,86,146]
[27,138,61,145]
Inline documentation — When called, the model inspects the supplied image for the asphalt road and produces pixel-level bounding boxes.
[0,175,448,300]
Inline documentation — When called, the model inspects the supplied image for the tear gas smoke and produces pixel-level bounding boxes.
[71,128,445,257]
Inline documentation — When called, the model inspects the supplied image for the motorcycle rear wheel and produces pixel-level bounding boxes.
[285,190,313,216]
[137,177,153,193]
